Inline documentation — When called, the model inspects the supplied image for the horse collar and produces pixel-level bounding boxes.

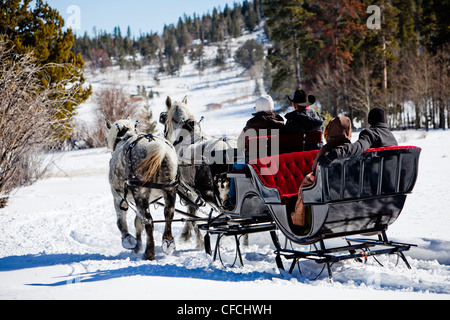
[128,134,156,150]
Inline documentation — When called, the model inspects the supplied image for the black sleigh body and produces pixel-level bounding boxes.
[250,146,421,245]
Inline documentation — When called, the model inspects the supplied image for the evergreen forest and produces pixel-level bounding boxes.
[72,0,449,130]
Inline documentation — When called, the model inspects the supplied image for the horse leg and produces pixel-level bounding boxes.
[134,193,155,261]
[180,204,195,243]
[134,216,143,253]
[193,216,205,250]
[161,189,176,255]
[113,193,137,250]
[180,205,204,249]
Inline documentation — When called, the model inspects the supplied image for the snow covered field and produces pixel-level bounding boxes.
[1,130,449,300]
[1,31,449,300]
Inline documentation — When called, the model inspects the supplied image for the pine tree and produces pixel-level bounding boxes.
[242,0,259,31]
[124,25,136,56]
[304,0,367,116]
[393,0,417,51]
[214,46,227,69]
[264,0,319,105]
[0,0,91,140]
[113,26,126,58]
[230,4,243,38]
[234,40,265,70]
[163,26,177,58]
[176,18,191,53]
[264,0,313,93]
[417,0,450,53]
[189,44,206,74]
[163,25,184,75]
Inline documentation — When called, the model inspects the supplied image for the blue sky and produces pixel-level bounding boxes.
[42,0,244,36]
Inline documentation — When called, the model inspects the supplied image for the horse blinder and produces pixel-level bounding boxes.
[159,112,168,125]
[183,120,197,131]
[160,110,184,125]
[116,125,129,139]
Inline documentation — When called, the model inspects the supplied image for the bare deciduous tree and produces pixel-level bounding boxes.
[95,86,140,122]
[0,40,78,207]
[347,54,382,127]
[71,86,140,149]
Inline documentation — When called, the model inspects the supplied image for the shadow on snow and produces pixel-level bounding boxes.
[0,251,277,287]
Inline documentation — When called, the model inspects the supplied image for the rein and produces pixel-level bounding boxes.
[127,177,179,190]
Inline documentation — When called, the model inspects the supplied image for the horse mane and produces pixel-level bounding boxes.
[106,126,119,151]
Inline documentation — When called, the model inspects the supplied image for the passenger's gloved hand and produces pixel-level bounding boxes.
[318,150,337,167]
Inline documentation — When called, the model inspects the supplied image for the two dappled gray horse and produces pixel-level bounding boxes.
[107,97,237,259]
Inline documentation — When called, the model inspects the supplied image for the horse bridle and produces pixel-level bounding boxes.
[159,110,183,138]
[112,121,139,151]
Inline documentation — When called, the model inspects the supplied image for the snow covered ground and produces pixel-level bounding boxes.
[1,130,449,300]
[1,31,449,300]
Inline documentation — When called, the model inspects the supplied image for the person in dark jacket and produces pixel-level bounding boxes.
[284,89,325,134]
[318,108,398,166]
[228,95,285,207]
[237,95,285,151]
[291,117,353,227]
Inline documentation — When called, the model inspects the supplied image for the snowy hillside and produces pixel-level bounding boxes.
[1,31,449,300]
[76,28,270,138]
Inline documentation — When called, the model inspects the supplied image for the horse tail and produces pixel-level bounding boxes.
[138,141,166,184]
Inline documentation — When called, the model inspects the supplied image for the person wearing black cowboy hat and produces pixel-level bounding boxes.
[284,89,325,135]
[317,107,398,166]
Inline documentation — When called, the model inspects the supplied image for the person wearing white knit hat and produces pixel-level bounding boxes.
[238,95,284,151]
[225,96,285,208]
[255,95,275,113]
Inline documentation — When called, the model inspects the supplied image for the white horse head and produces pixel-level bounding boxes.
[106,118,140,151]
[162,96,203,145]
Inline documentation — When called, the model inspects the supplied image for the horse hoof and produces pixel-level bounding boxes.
[143,251,156,261]
[134,241,143,253]
[162,240,176,256]
[122,235,137,250]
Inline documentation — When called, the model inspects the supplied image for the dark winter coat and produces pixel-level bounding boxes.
[318,122,398,165]
[237,111,285,151]
[284,108,325,134]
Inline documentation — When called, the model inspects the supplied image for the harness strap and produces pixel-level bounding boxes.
[127,178,179,190]
[124,133,179,190]
[126,133,157,179]
[118,186,129,211]
[177,181,205,209]
[127,133,156,152]
[118,174,179,212]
